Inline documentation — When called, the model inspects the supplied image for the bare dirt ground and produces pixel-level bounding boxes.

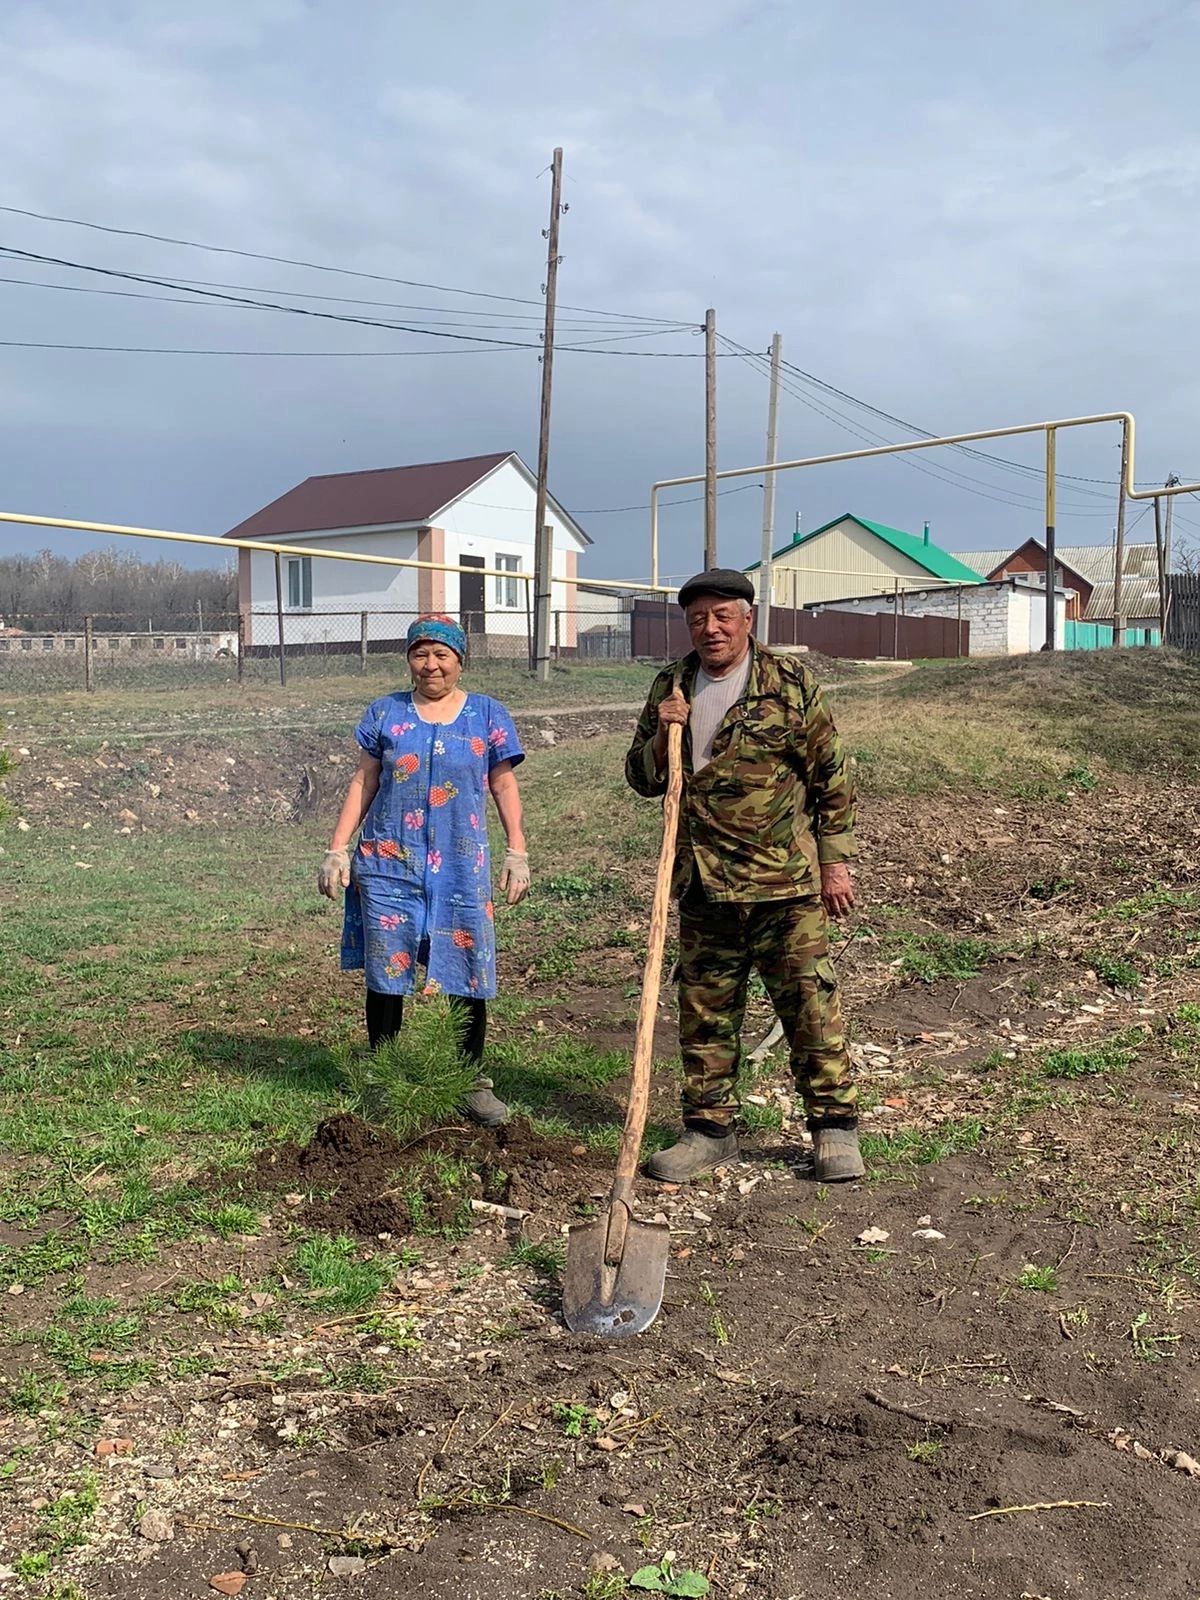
[2,655,1198,1600]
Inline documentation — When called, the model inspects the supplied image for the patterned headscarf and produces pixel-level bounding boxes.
[406,614,467,661]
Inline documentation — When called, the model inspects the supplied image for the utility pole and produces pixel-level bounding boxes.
[1154,495,1167,643]
[704,308,717,570]
[758,333,782,645]
[1112,418,1130,646]
[1164,471,1180,584]
[532,147,564,680]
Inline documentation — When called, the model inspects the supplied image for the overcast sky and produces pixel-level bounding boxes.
[1,0,1199,581]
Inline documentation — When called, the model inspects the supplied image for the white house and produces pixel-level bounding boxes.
[226,451,591,654]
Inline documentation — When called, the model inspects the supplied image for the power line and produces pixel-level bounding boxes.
[0,334,742,358]
[579,483,764,514]
[0,269,688,331]
[776,355,1154,494]
[0,201,691,325]
[722,338,1112,518]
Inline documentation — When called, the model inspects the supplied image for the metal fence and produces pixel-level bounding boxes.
[0,606,648,692]
[1167,575,1200,652]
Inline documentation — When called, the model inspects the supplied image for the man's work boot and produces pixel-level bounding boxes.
[462,1086,511,1129]
[645,1127,738,1183]
[811,1125,865,1183]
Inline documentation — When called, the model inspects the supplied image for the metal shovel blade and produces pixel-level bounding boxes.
[562,1210,670,1339]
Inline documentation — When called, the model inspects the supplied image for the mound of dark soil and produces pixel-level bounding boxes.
[213,1112,613,1238]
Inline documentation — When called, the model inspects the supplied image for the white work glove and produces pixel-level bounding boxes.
[318,848,351,900]
[499,849,530,906]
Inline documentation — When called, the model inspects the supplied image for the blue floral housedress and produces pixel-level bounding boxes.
[340,691,525,999]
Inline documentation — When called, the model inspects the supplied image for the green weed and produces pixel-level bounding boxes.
[1088,951,1141,990]
[501,1239,565,1280]
[896,934,993,983]
[906,1439,943,1463]
[860,1118,984,1168]
[286,1235,394,1315]
[1016,1264,1057,1292]
[551,1401,600,1440]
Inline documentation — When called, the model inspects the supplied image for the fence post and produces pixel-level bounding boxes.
[84,615,94,692]
[360,610,369,671]
[237,612,245,684]
[553,609,561,663]
[892,580,900,660]
[273,551,287,688]
[956,586,963,657]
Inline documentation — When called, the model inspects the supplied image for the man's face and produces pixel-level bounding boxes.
[685,595,752,672]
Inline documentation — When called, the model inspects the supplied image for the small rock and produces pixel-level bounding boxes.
[209,1576,246,1597]
[691,1210,713,1225]
[622,1502,647,1517]
[912,1228,946,1241]
[142,1462,176,1479]
[138,1508,175,1543]
[916,1215,932,1227]
[278,1533,294,1549]
[328,1555,367,1578]
[588,1552,622,1575]
[95,1437,134,1459]
[1166,1449,1200,1477]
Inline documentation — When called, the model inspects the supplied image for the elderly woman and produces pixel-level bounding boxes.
[318,615,530,1127]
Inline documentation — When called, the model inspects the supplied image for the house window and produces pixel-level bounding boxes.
[495,554,522,609]
[0,639,8,651]
[108,637,120,650]
[42,637,54,650]
[175,637,187,651]
[287,556,313,609]
[21,639,32,651]
[153,637,165,650]
[64,637,77,652]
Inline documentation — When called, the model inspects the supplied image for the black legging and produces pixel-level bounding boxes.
[365,989,486,1066]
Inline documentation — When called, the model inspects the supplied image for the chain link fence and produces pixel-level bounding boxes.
[0,606,648,692]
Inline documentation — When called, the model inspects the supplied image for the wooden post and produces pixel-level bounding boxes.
[553,609,561,663]
[534,522,554,680]
[758,332,782,642]
[1153,496,1168,644]
[956,585,964,657]
[524,575,533,671]
[1113,418,1130,645]
[892,580,901,660]
[237,611,245,684]
[360,610,369,671]
[84,615,94,692]
[273,550,287,687]
[704,307,718,569]
[532,147,563,682]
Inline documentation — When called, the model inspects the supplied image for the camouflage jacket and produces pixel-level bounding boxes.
[625,642,857,902]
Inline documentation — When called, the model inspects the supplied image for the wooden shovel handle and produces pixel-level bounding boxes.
[611,714,684,1205]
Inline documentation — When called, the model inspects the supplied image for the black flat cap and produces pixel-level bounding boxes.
[677,567,756,609]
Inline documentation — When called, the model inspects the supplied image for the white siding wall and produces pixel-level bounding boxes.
[758,519,934,607]
[817,580,1067,656]
[247,528,421,645]
[439,460,583,639]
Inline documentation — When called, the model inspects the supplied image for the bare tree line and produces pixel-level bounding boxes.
[0,549,237,632]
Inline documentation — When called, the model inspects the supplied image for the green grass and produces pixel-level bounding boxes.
[860,1117,984,1169]
[1087,950,1142,990]
[894,933,993,984]
[1040,1032,1140,1080]
[285,1235,396,1315]
[1016,1263,1058,1292]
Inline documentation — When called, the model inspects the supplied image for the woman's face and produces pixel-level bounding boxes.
[408,641,463,699]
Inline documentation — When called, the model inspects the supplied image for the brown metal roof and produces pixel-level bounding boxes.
[225,452,515,540]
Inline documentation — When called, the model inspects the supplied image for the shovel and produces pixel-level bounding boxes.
[562,713,683,1338]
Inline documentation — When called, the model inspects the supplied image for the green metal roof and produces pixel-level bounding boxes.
[744,512,984,585]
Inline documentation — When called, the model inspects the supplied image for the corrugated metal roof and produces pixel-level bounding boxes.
[225,451,592,545]
[949,540,1161,619]
[746,512,983,584]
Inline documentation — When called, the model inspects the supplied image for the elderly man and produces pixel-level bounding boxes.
[625,568,863,1184]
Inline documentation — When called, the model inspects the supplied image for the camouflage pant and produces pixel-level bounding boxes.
[677,883,857,1132]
